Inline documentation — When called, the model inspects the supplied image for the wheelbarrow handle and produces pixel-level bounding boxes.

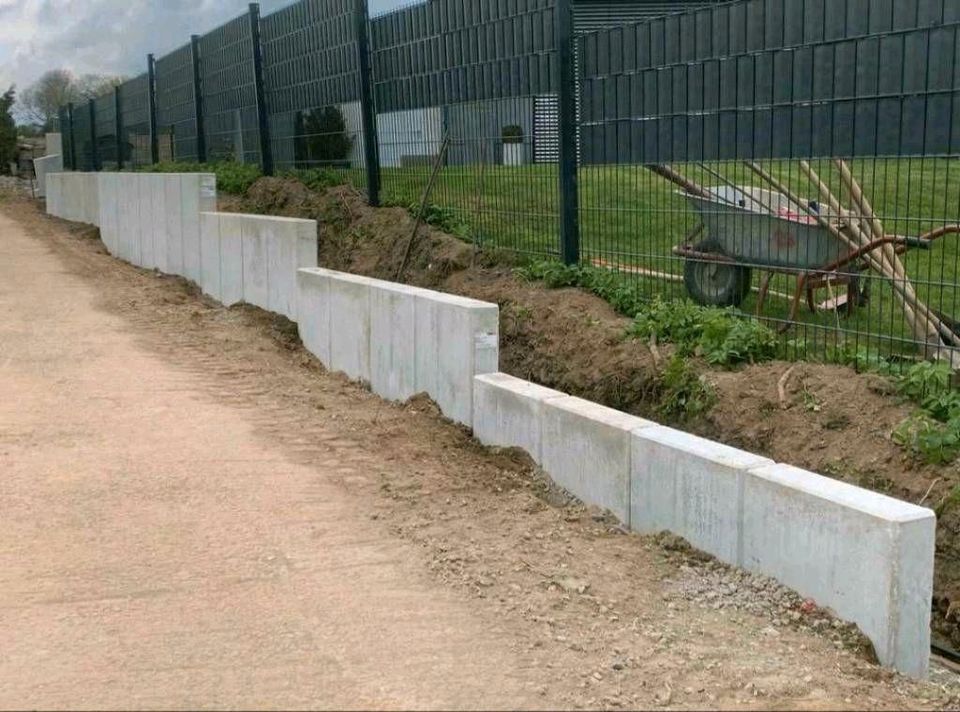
[901,236,933,250]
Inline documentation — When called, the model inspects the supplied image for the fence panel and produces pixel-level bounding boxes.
[119,73,153,168]
[93,91,119,170]
[155,43,200,162]
[71,102,95,171]
[50,0,960,366]
[60,106,74,169]
[199,13,262,164]
[370,0,561,258]
[261,0,363,182]
[578,9,960,364]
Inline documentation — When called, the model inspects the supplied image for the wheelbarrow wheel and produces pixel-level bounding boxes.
[683,238,752,308]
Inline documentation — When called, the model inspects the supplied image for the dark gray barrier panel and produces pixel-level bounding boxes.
[261,0,367,181]
[155,43,201,163]
[118,73,153,168]
[197,11,261,165]
[580,19,960,162]
[93,90,118,170]
[371,0,558,114]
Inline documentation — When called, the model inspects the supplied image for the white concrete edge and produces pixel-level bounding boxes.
[748,462,934,523]
[470,371,935,679]
[45,174,935,678]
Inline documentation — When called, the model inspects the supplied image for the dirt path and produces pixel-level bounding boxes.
[0,196,956,710]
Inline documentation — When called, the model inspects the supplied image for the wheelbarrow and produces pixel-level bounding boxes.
[671,184,960,329]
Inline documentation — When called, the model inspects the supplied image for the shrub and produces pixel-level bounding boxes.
[629,298,778,367]
[280,167,344,193]
[501,125,524,144]
[294,106,354,168]
[892,361,960,464]
[138,161,262,195]
[518,261,779,368]
[657,355,717,422]
[893,414,960,465]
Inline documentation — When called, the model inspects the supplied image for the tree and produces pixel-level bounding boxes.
[294,106,355,169]
[17,124,43,139]
[0,87,17,173]
[19,70,74,129]
[19,70,127,130]
[74,74,126,101]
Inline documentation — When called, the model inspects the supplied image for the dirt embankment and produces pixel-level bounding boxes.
[223,178,960,648]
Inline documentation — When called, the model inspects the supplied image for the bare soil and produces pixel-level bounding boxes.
[2,191,959,708]
[225,177,960,651]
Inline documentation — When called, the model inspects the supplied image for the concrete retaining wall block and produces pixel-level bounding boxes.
[541,396,655,525]
[472,373,567,464]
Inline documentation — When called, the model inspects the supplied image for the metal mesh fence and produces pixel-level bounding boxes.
[371,0,561,257]
[261,0,365,183]
[199,13,262,164]
[59,106,74,170]
[119,74,153,168]
[93,91,119,170]
[155,43,200,162]
[577,0,960,364]
[55,0,960,364]
[71,103,95,171]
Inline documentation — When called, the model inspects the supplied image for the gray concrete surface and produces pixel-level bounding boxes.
[473,373,567,464]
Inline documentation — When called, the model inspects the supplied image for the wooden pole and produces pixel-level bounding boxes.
[804,161,957,351]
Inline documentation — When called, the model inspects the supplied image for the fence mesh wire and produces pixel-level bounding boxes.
[371,0,561,256]
[577,0,960,364]
[58,0,960,365]
[261,0,365,184]
[93,91,118,170]
[199,14,262,164]
[119,74,152,168]
[155,43,200,162]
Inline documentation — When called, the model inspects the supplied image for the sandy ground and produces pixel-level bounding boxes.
[0,195,957,710]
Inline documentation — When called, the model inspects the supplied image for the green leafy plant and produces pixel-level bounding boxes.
[294,106,354,168]
[280,167,344,192]
[382,200,473,240]
[138,161,262,195]
[698,310,778,366]
[518,261,778,368]
[893,414,960,465]
[891,361,960,464]
[629,298,777,367]
[897,361,953,403]
[516,261,647,316]
[657,355,717,422]
[501,125,524,144]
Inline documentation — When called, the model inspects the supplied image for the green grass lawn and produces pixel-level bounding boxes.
[377,158,960,362]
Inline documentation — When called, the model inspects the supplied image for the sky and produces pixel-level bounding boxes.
[0,0,406,119]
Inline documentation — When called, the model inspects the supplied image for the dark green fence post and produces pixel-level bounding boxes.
[556,0,580,265]
[355,0,381,206]
[89,100,100,171]
[191,35,207,163]
[114,85,124,170]
[148,54,159,165]
[67,103,77,170]
[249,3,274,175]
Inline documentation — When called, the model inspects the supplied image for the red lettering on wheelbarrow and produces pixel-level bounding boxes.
[772,229,796,249]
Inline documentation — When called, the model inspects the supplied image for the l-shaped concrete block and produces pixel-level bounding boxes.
[370,282,421,402]
[541,397,655,525]
[415,291,499,426]
[742,463,935,678]
[631,426,773,563]
[472,373,567,464]
[297,268,333,366]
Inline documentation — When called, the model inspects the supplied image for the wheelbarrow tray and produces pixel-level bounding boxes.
[682,186,848,272]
